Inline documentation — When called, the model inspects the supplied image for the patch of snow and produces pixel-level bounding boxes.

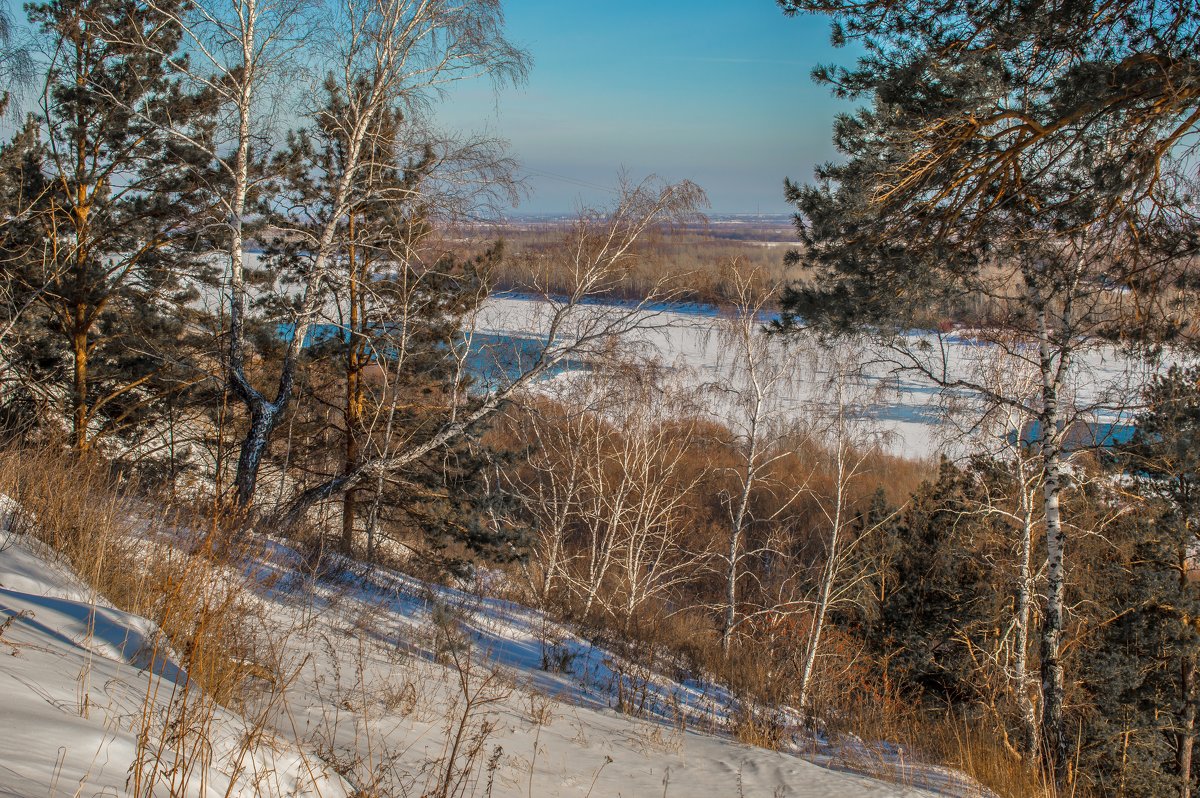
[0,493,978,797]
[0,522,350,798]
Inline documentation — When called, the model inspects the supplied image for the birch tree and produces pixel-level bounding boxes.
[275,176,707,526]
[504,380,613,606]
[231,0,528,506]
[945,341,1048,758]
[266,77,517,554]
[708,260,808,654]
[0,1,32,114]
[598,363,703,630]
[795,339,891,711]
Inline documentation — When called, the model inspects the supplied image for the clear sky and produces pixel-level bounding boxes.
[435,1,857,215]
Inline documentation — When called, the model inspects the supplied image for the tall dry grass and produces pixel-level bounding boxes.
[450,226,796,305]
[0,446,525,798]
[0,447,301,796]
[0,447,265,706]
[823,706,1057,798]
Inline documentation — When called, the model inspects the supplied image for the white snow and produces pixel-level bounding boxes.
[0,528,351,798]
[0,500,967,797]
[473,295,1161,461]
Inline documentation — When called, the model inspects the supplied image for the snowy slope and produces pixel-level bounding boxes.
[247,547,965,797]
[0,529,350,798]
[1,508,965,797]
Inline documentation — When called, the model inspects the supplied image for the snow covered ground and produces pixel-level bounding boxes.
[473,295,1159,461]
[0,527,350,797]
[0,500,969,797]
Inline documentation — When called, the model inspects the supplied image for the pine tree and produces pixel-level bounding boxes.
[776,0,1199,779]
[1078,508,1197,798]
[1102,365,1200,798]
[778,0,1199,271]
[259,78,523,563]
[0,0,216,452]
[872,460,1004,704]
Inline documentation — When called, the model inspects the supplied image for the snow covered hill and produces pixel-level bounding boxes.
[0,529,349,798]
[0,503,969,798]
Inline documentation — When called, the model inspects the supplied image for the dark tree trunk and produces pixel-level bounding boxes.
[1180,654,1196,798]
[234,403,278,508]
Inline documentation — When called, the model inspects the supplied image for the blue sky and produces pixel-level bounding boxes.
[435,1,857,215]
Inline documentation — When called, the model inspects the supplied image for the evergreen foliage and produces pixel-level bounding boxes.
[1078,508,1196,798]
[260,78,523,563]
[0,0,216,451]
[1080,366,1200,797]
[872,460,1004,704]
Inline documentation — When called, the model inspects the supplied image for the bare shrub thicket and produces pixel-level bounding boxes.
[479,226,794,305]
[500,357,709,631]
[490,348,931,710]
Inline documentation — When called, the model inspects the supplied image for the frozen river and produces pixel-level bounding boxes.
[472,295,1159,461]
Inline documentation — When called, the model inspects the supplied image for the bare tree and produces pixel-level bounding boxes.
[939,340,1049,758]
[708,260,809,654]
[598,362,704,629]
[795,338,892,711]
[517,354,708,627]
[275,176,707,526]
[504,380,613,606]
[0,0,33,115]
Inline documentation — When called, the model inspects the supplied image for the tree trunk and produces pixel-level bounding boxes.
[722,521,743,654]
[799,451,845,711]
[1014,487,1039,759]
[71,319,89,452]
[722,453,757,654]
[1180,654,1196,798]
[226,51,256,508]
[1039,444,1067,783]
[722,366,764,655]
[1179,541,1196,798]
[342,218,362,556]
[234,404,277,506]
[1037,312,1070,785]
[342,445,358,553]
[799,524,838,711]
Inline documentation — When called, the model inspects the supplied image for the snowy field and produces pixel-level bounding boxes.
[0,502,971,798]
[226,253,1160,462]
[473,295,1159,461]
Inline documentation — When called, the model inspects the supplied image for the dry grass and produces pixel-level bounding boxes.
[828,710,1056,798]
[0,447,267,707]
[463,226,796,305]
[0,447,295,796]
[0,447,363,798]
[0,446,526,798]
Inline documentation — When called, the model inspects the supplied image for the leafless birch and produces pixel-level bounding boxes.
[795,338,892,711]
[708,260,809,653]
[275,176,707,526]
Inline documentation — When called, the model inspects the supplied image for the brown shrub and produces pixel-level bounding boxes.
[0,446,269,707]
